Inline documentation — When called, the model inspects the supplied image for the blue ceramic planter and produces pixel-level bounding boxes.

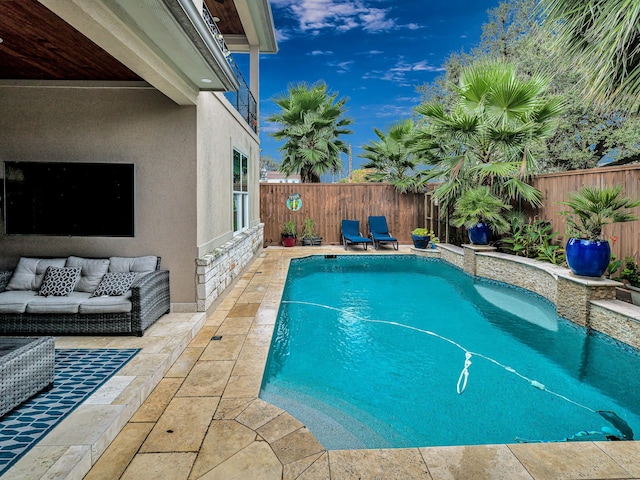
[565,238,611,277]
[411,235,430,249]
[468,223,491,245]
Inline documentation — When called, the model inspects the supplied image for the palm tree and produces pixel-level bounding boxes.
[541,0,640,113]
[268,82,353,183]
[358,120,429,193]
[412,61,565,212]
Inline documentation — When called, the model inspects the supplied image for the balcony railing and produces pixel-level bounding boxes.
[202,5,258,133]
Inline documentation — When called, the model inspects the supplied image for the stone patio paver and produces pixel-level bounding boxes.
[188,420,256,478]
[199,334,244,361]
[328,448,432,479]
[164,346,206,378]
[193,441,281,480]
[176,360,234,397]
[84,422,154,480]
[420,444,535,480]
[140,396,219,453]
[270,427,325,465]
[595,440,640,478]
[120,452,197,480]
[508,442,634,480]
[283,451,328,480]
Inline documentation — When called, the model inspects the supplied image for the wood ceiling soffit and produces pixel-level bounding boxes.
[0,0,140,81]
[203,0,245,36]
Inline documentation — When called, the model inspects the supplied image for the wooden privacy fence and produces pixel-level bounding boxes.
[533,164,640,262]
[260,183,427,246]
[260,164,640,260]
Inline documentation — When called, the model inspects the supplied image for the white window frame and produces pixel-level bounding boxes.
[233,148,249,233]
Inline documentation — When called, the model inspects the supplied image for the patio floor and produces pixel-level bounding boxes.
[4,245,640,479]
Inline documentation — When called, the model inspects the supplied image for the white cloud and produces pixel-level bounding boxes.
[275,28,291,42]
[309,50,334,56]
[366,104,415,118]
[360,8,395,32]
[272,0,397,34]
[411,60,446,72]
[327,60,354,73]
[363,58,445,84]
[259,119,283,135]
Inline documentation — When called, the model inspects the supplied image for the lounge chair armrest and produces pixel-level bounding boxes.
[0,271,12,292]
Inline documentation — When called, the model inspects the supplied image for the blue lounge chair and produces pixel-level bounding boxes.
[368,215,398,250]
[341,220,372,250]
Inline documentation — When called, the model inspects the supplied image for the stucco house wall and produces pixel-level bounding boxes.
[196,91,261,256]
[0,83,263,310]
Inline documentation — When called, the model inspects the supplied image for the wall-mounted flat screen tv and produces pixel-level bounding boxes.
[3,161,135,237]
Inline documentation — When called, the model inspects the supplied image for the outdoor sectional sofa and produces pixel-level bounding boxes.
[0,256,170,336]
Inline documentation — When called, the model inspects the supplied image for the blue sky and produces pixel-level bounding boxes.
[253,0,502,174]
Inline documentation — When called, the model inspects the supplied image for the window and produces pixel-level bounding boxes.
[233,149,249,232]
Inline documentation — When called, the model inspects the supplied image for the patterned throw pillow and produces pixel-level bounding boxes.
[38,267,82,297]
[91,272,137,297]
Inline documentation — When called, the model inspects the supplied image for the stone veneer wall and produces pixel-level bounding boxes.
[475,254,559,304]
[438,245,464,269]
[431,244,640,350]
[590,301,640,350]
[195,224,263,312]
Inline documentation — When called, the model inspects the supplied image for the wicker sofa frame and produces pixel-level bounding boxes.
[0,336,55,418]
[0,260,170,337]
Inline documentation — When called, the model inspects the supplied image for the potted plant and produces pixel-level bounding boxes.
[559,185,640,277]
[301,218,322,246]
[620,256,640,305]
[411,228,431,249]
[450,186,511,245]
[281,220,297,247]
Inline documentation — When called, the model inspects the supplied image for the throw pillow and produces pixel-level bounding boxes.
[38,266,81,297]
[91,272,137,297]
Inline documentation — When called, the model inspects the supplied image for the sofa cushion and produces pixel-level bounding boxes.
[0,290,38,314]
[91,272,137,297]
[65,256,110,293]
[109,256,158,281]
[78,295,132,314]
[6,258,67,291]
[38,267,81,297]
[26,292,90,314]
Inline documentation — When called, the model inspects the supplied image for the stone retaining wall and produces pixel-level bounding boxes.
[434,244,640,349]
[195,224,263,312]
[438,245,463,269]
[590,301,640,350]
[475,254,558,304]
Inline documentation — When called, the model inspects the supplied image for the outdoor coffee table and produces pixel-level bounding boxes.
[0,336,55,418]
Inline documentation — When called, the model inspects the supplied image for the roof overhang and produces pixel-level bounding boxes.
[40,0,240,105]
[228,0,278,53]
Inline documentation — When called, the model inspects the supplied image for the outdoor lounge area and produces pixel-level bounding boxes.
[3,0,640,477]
[2,246,640,480]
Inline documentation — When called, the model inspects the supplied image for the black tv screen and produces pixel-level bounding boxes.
[3,161,135,237]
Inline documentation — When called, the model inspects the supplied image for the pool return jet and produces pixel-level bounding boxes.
[282,300,635,443]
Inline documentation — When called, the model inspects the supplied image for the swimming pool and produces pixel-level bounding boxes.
[260,255,640,450]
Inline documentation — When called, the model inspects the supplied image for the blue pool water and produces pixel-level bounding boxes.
[260,255,640,450]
